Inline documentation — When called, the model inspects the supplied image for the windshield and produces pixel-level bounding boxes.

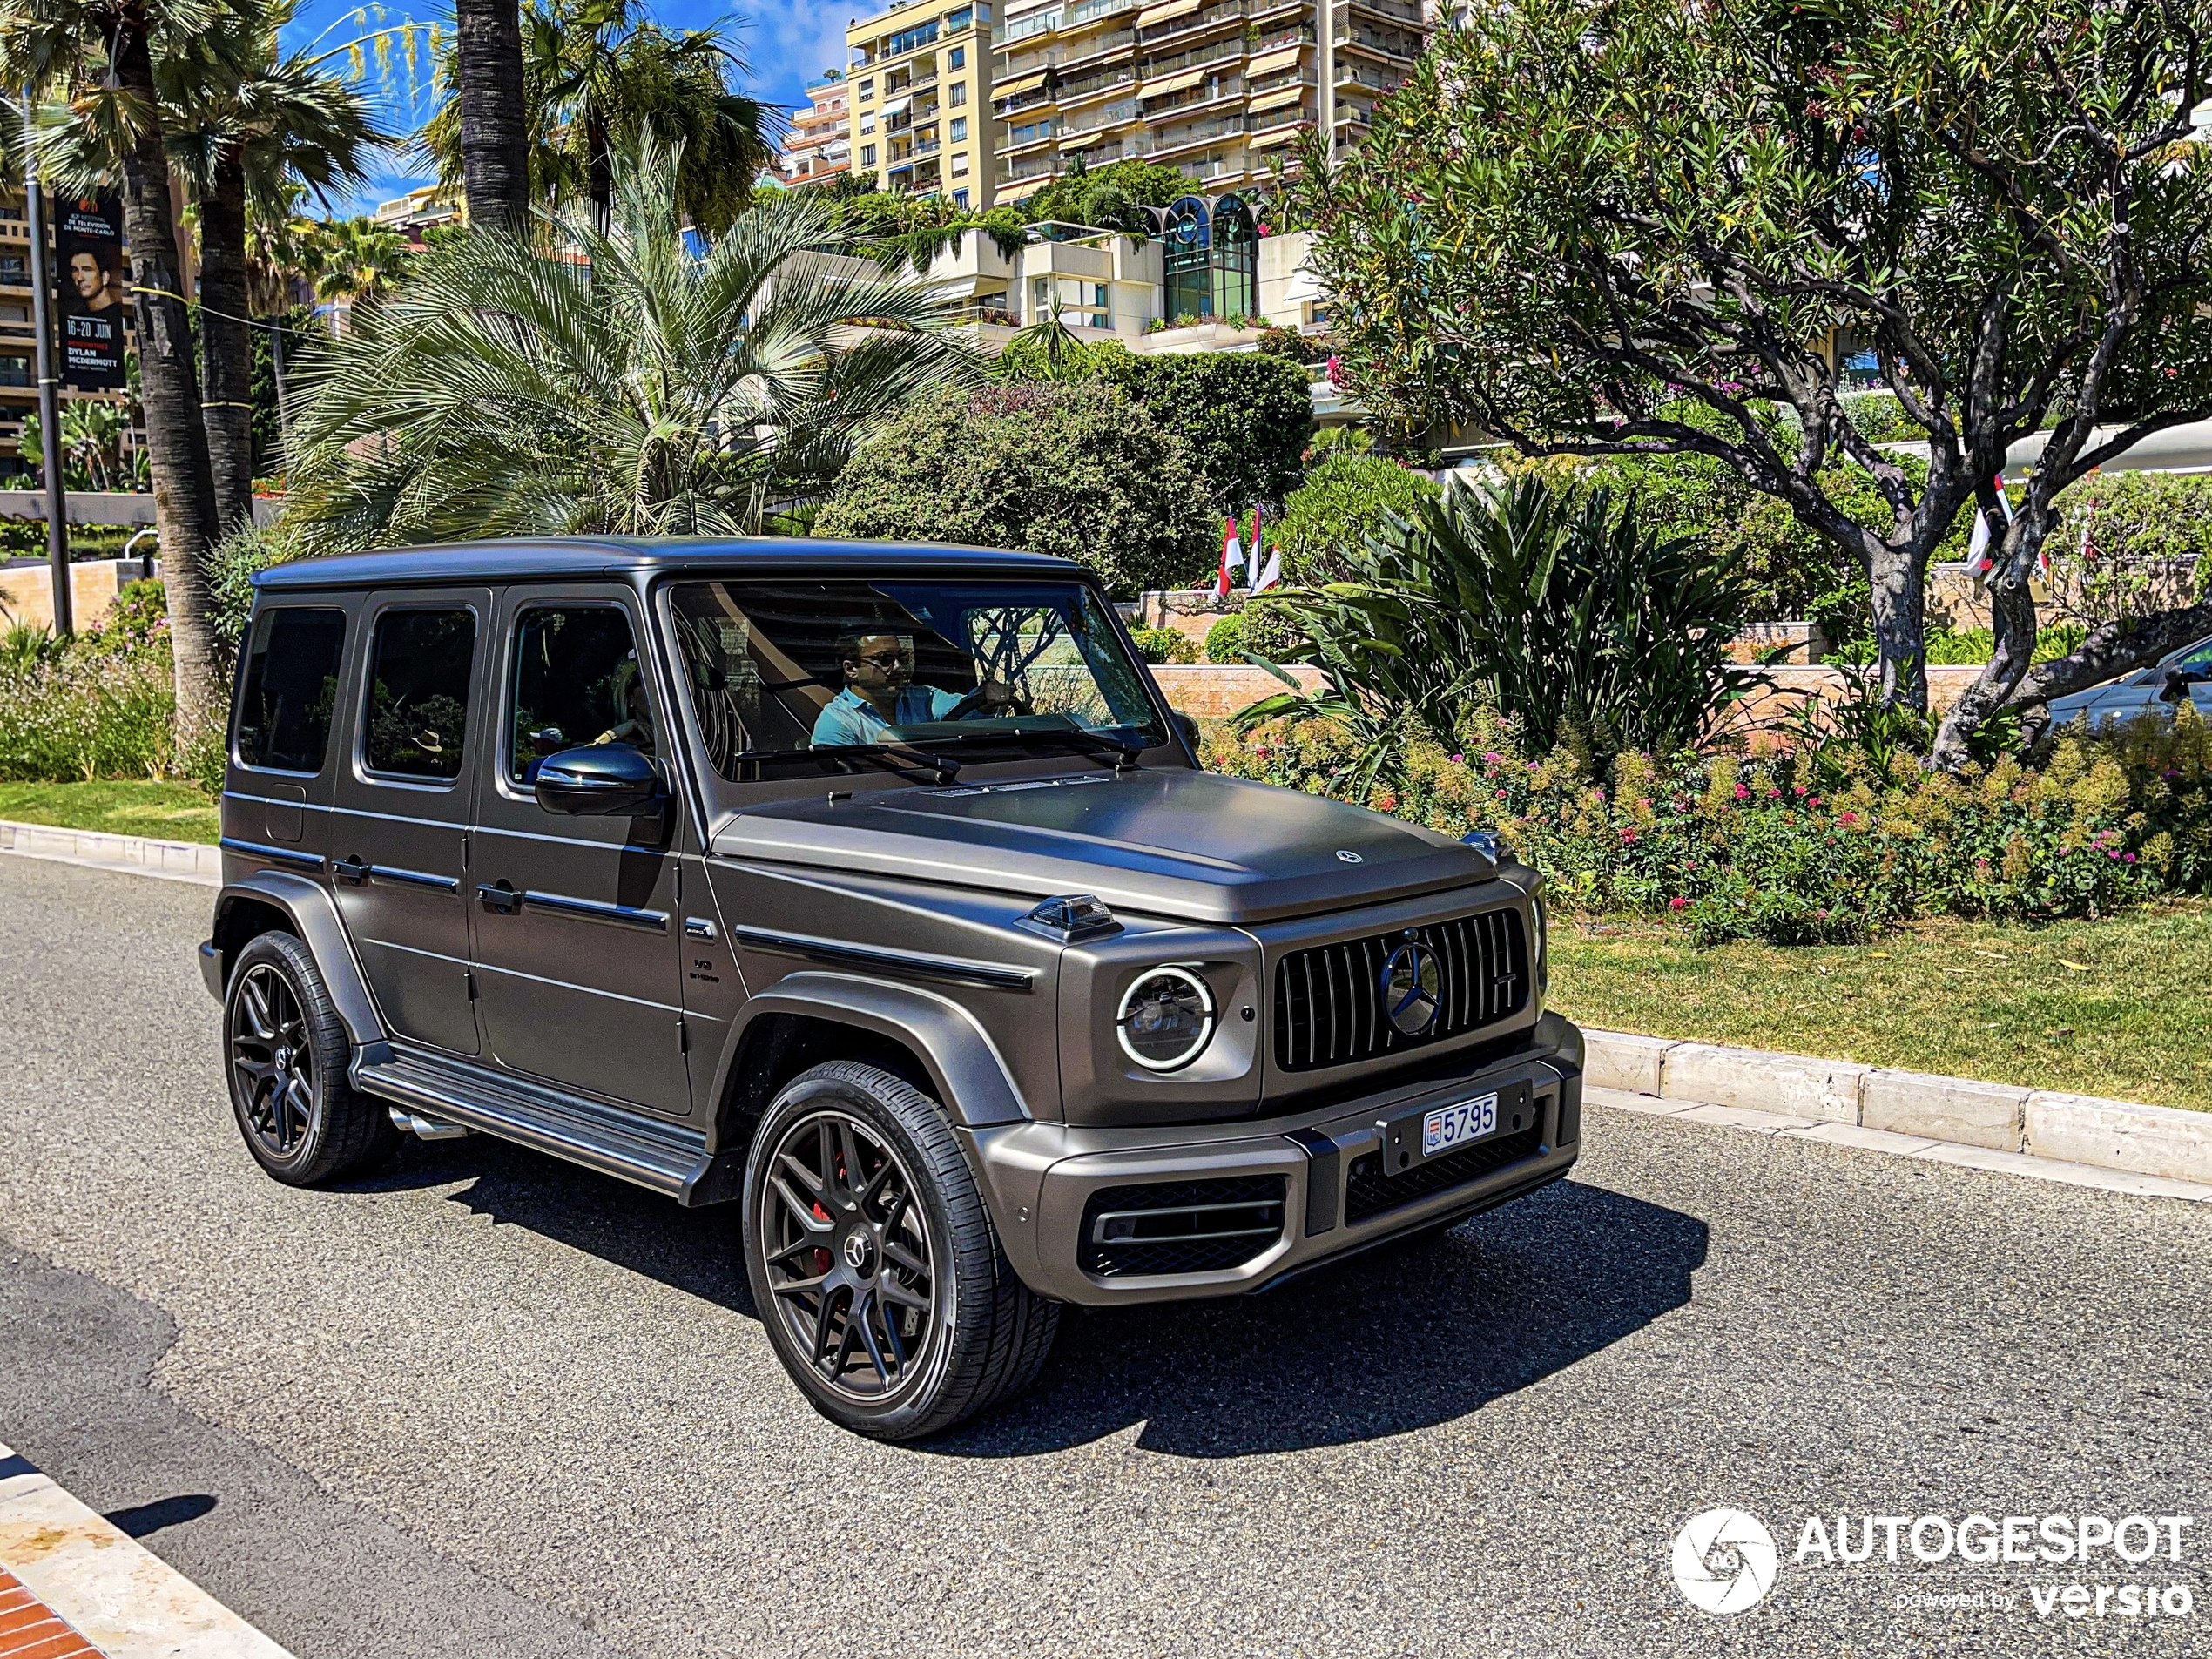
[667,578,1164,781]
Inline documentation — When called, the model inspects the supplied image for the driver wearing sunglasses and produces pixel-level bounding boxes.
[810,631,1015,748]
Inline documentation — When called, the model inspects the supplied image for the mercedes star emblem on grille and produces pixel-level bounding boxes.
[1379,941,1442,1035]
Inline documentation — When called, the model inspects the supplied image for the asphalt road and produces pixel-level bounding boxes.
[2,852,2208,1657]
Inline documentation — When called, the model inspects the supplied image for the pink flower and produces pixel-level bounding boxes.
[1793,784,1808,797]
[1669,896,1689,910]
[1494,788,1508,799]
[1450,752,1465,764]
[1619,827,1639,843]
[1838,811,1858,826]
[1484,752,1503,765]
[1733,784,1750,801]
[1767,786,1783,799]
[2123,852,2138,864]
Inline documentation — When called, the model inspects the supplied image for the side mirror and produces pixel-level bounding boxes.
[535,745,666,817]
[2160,668,2192,704]
[1173,711,1202,751]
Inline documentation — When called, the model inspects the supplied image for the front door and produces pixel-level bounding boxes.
[327,590,488,1057]
[468,587,693,1116]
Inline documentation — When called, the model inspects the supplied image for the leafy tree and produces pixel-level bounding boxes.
[1272,451,1438,585]
[3,0,226,718]
[1299,0,2212,766]
[312,216,408,308]
[284,142,981,546]
[1019,158,1186,230]
[1091,348,1312,512]
[813,381,1215,596]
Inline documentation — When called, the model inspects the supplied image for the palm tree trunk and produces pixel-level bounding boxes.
[112,8,223,725]
[199,154,255,536]
[456,0,532,234]
[587,105,612,233]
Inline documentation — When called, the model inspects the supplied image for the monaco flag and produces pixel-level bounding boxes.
[1216,515,1244,598]
[1966,473,2016,581]
[1247,504,1280,594]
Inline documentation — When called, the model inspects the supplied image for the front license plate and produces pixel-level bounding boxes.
[1423,1092,1498,1157]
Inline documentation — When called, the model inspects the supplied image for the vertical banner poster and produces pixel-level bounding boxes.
[55,194,128,391]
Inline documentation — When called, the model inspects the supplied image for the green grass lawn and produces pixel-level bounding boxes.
[0,780,219,844]
[1551,899,2212,1112]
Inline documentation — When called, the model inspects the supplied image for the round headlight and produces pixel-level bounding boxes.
[1116,966,1217,1072]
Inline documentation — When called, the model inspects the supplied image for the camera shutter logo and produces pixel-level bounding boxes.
[1671,1508,1779,1615]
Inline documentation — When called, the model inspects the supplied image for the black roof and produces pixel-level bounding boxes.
[252,536,1085,592]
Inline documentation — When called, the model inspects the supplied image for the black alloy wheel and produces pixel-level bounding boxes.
[230,961,315,1162]
[220,930,397,1186]
[741,1061,1060,1440]
[758,1109,937,1403]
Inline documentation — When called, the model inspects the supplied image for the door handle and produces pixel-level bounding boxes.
[476,880,523,914]
[334,855,369,886]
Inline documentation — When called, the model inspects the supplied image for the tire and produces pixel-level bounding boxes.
[741,1061,1059,1440]
[221,931,398,1186]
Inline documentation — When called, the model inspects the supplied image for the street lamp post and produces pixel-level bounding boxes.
[21,86,71,635]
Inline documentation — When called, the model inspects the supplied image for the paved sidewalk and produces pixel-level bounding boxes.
[0,1443,291,1659]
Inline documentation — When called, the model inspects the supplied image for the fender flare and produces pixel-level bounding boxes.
[208,871,388,1055]
[712,971,1034,1137]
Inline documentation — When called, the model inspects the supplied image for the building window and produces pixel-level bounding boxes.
[860,111,876,132]
[860,78,874,98]
[862,145,877,166]
[1211,192,1258,318]
[950,82,967,106]
[0,354,27,387]
[1163,194,1211,320]
[949,45,966,67]
[950,116,968,140]
[952,151,969,175]
[953,189,970,208]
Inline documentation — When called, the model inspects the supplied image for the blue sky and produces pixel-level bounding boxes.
[279,0,846,216]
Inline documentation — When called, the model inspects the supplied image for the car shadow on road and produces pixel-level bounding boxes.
[933,1178,1708,1458]
[346,1143,1703,1458]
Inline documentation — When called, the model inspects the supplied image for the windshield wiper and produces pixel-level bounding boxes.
[731,743,961,785]
[904,727,1152,767]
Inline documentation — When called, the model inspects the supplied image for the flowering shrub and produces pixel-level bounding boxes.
[1202,703,2212,945]
[0,651,179,782]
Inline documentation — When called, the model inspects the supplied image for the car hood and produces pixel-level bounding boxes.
[708,767,1496,925]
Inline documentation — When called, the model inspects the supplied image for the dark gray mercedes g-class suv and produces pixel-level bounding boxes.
[203,539,1583,1438]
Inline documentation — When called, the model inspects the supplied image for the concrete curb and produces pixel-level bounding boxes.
[1586,1028,2212,1187]
[0,819,219,886]
[0,1440,293,1659]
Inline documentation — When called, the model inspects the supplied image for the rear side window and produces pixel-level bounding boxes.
[363,608,475,780]
[234,607,346,773]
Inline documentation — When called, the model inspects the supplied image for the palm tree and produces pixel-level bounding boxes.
[421,0,778,238]
[164,0,382,529]
[455,0,529,233]
[284,141,982,547]
[1,0,227,719]
[312,216,409,313]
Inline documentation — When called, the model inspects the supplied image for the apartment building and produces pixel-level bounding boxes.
[846,1,999,206]
[989,0,1426,204]
[371,185,463,247]
[779,72,854,185]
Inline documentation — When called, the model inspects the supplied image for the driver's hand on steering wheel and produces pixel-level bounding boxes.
[974,678,1016,715]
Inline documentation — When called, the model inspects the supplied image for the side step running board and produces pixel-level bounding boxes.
[354,1044,725,1203]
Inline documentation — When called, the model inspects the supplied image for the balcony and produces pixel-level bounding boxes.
[1343,0,1423,21]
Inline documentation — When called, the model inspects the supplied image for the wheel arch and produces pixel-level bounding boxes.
[708,973,1034,1163]
[208,871,387,1054]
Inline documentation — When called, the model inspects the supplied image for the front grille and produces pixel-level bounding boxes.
[1273,907,1528,1073]
[1343,1123,1545,1224]
[1078,1176,1288,1278]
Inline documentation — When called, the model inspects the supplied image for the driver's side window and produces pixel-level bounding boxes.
[506,604,658,788]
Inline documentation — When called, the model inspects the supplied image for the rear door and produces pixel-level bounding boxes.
[467,585,693,1116]
[327,590,489,1057]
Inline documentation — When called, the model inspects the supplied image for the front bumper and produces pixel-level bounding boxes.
[968,1012,1584,1305]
